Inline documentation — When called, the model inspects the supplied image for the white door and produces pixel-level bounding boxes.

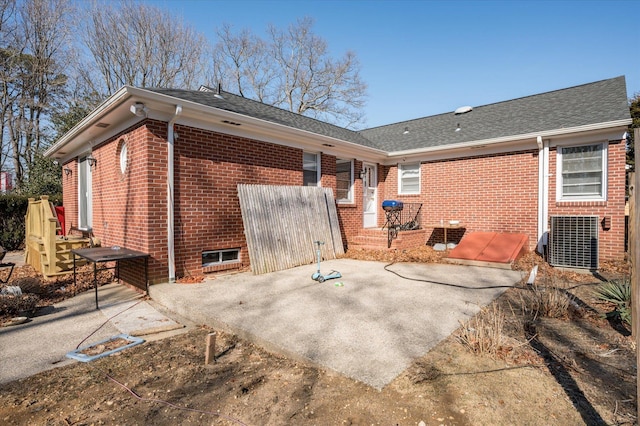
[362,163,377,228]
[78,156,92,230]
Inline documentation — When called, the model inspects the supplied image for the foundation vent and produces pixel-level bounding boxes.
[549,215,598,269]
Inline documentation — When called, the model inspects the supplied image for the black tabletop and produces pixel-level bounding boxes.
[72,247,149,263]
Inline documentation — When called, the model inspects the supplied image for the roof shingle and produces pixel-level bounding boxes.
[359,76,630,151]
[147,76,630,153]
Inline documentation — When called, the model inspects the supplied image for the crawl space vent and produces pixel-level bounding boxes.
[548,216,598,269]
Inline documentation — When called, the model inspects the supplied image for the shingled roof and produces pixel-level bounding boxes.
[359,76,630,152]
[145,87,382,149]
[147,76,629,154]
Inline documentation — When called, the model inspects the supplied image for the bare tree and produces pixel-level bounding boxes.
[213,23,275,102]
[83,0,210,95]
[0,0,72,188]
[0,0,17,175]
[212,18,367,128]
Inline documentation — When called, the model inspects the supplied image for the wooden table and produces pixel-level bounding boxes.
[72,247,149,309]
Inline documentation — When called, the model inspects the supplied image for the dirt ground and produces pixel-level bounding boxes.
[0,249,636,425]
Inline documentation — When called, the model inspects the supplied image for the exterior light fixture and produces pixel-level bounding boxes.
[64,167,72,176]
[129,102,147,117]
[86,155,97,168]
[359,169,367,180]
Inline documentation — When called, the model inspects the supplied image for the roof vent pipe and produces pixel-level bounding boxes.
[214,83,224,100]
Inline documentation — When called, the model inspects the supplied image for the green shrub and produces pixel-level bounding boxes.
[594,278,631,326]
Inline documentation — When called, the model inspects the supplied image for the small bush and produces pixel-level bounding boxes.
[595,278,631,326]
[523,283,573,319]
[0,294,39,317]
[14,277,45,296]
[457,303,505,355]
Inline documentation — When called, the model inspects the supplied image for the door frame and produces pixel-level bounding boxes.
[362,163,378,228]
[77,155,93,230]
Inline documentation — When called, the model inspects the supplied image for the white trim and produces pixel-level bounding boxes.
[398,162,421,195]
[45,86,630,170]
[362,163,378,228]
[336,158,354,203]
[119,141,128,174]
[386,119,631,159]
[537,137,545,252]
[303,151,321,186]
[52,115,145,165]
[555,141,608,202]
[77,154,93,231]
[44,86,131,158]
[202,248,241,267]
[167,105,182,283]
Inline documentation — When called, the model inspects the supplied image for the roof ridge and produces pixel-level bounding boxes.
[362,75,626,132]
[197,84,365,136]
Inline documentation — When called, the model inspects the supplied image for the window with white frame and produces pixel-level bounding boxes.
[202,248,240,267]
[399,163,420,194]
[336,159,353,203]
[557,143,607,200]
[303,152,320,186]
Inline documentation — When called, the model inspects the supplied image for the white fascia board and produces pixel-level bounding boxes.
[124,87,387,162]
[174,112,385,162]
[56,115,146,164]
[44,86,132,158]
[382,119,632,165]
[45,85,386,164]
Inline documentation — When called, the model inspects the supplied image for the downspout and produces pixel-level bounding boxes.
[536,136,549,253]
[543,139,550,250]
[167,105,182,282]
[537,136,544,252]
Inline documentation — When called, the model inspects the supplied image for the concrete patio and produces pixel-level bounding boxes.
[150,259,524,389]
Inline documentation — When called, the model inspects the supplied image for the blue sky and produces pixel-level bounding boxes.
[146,0,639,128]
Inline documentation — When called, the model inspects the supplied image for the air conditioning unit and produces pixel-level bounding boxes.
[548,216,598,269]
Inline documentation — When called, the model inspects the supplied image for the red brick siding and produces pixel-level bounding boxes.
[60,118,626,285]
[548,140,626,261]
[379,142,626,261]
[336,160,365,244]
[172,124,304,278]
[62,120,169,288]
[418,150,540,248]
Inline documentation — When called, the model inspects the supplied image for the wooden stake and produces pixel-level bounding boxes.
[633,128,639,423]
[630,171,636,338]
[205,332,216,365]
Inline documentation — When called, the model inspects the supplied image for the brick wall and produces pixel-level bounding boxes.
[63,120,365,283]
[548,140,626,261]
[60,117,626,285]
[62,120,169,288]
[172,124,305,278]
[336,160,365,244]
[416,150,540,248]
[379,141,626,261]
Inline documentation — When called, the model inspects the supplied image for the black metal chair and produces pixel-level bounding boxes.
[0,263,14,284]
[0,246,15,284]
